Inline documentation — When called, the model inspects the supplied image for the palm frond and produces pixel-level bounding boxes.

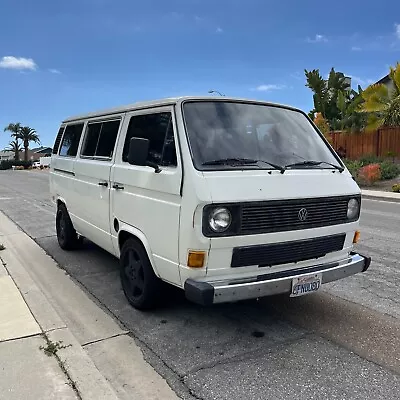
[382,95,400,126]
[389,63,400,97]
[366,113,384,131]
[360,84,390,112]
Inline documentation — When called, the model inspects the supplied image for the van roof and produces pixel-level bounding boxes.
[62,96,299,123]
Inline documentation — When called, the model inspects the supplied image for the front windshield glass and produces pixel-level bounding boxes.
[183,101,340,171]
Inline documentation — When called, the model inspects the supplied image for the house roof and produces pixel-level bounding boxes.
[0,151,14,156]
[30,146,52,153]
[376,74,391,85]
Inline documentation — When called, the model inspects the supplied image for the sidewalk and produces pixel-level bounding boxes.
[0,258,78,399]
[361,189,400,202]
[0,212,179,400]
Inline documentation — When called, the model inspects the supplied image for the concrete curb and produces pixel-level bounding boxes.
[361,189,400,203]
[0,211,179,400]
[0,213,120,400]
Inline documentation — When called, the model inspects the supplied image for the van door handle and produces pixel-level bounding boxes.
[112,184,124,190]
[98,182,108,187]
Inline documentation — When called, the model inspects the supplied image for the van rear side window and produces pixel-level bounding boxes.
[59,123,84,157]
[82,120,120,159]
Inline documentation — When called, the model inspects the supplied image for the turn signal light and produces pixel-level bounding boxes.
[187,251,206,268]
[353,230,361,244]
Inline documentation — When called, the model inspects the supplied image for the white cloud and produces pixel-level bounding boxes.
[0,56,37,70]
[395,23,400,39]
[307,34,328,43]
[351,46,362,51]
[253,84,286,92]
[48,68,61,74]
[216,27,223,33]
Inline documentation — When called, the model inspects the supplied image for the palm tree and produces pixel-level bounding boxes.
[5,139,22,158]
[17,126,40,162]
[359,63,400,129]
[4,122,22,160]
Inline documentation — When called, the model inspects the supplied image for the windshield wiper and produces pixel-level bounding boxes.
[285,160,344,173]
[202,158,286,173]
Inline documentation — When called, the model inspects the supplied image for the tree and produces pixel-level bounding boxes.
[305,68,350,129]
[338,86,367,132]
[359,63,400,129]
[314,112,330,134]
[3,122,22,160]
[17,126,40,162]
[4,139,22,158]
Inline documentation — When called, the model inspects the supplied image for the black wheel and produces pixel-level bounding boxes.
[120,238,162,310]
[56,204,80,250]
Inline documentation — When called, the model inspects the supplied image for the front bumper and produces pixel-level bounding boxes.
[184,252,371,306]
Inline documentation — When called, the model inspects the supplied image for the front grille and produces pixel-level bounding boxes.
[240,196,352,235]
[231,234,346,268]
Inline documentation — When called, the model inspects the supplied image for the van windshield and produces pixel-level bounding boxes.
[183,101,340,171]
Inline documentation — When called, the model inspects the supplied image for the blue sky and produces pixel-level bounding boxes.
[1,0,400,148]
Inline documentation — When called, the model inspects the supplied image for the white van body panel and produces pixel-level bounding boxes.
[110,106,183,285]
[73,158,115,254]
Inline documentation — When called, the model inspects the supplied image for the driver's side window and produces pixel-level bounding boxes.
[122,112,177,167]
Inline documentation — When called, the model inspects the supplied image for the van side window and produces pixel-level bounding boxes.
[122,112,177,167]
[81,120,120,159]
[53,126,65,154]
[59,123,84,157]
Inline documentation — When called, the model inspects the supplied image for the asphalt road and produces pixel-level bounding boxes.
[1,170,400,400]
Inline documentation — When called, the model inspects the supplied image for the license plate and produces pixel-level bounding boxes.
[290,273,322,297]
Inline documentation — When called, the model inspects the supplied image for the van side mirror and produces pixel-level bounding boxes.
[128,137,149,166]
[128,137,161,173]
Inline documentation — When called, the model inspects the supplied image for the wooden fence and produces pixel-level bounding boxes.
[327,127,400,160]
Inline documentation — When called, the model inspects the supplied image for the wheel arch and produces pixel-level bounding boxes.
[117,225,161,278]
[56,196,67,209]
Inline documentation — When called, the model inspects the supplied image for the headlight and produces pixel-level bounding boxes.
[347,198,360,220]
[209,207,232,232]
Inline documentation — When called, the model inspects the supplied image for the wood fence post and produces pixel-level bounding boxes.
[376,129,381,157]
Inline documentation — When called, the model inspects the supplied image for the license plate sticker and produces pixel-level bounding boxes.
[290,273,322,297]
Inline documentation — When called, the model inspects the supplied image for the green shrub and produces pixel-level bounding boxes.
[393,183,400,193]
[380,161,400,180]
[0,160,32,170]
[359,154,383,166]
[343,159,362,178]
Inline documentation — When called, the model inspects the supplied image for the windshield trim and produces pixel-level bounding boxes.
[180,99,344,172]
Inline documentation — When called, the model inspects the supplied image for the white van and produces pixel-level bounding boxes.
[50,97,370,309]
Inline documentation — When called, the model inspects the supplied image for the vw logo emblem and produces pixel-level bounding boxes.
[298,208,308,221]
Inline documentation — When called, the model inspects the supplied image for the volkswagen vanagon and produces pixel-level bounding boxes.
[50,97,370,309]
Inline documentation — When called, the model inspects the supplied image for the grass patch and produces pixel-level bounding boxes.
[40,339,71,357]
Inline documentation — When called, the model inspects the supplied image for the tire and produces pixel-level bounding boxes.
[120,238,162,310]
[56,203,80,250]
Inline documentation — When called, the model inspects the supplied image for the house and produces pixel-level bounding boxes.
[30,146,52,156]
[0,151,15,161]
[375,74,396,94]
[20,146,53,161]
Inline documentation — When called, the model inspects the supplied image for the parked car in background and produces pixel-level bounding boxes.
[50,96,371,310]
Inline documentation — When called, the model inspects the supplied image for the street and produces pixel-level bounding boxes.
[1,170,400,399]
